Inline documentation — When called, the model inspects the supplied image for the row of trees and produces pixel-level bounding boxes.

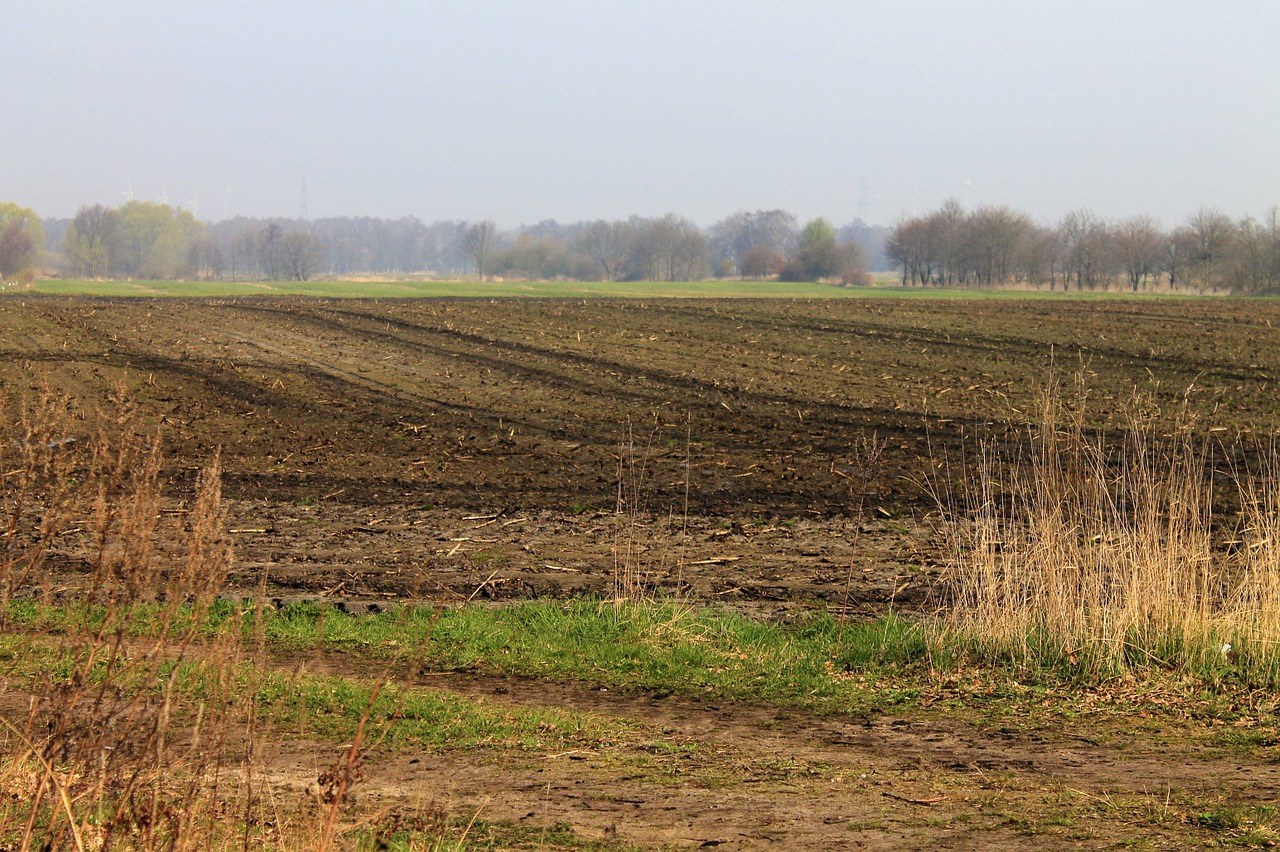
[48,203,327,282]
[885,201,1280,294]
[27,203,885,284]
[15,197,1280,294]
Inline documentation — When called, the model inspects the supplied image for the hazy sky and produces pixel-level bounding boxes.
[8,1,1279,228]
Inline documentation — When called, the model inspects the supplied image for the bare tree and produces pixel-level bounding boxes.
[1112,215,1165,292]
[629,214,707,281]
[1018,224,1060,290]
[931,199,966,286]
[1162,226,1197,291]
[462,220,497,280]
[575,220,632,281]
[709,209,797,275]
[1186,208,1236,292]
[280,232,326,281]
[1058,209,1114,291]
[967,206,1033,285]
[63,204,118,278]
[258,223,285,281]
[739,244,783,278]
[884,216,935,286]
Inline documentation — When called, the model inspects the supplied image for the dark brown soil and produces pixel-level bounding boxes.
[5,294,1280,847]
[9,295,1279,612]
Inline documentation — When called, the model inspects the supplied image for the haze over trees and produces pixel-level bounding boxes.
[27,202,885,286]
[885,201,1280,294]
[10,196,1280,295]
[0,203,44,280]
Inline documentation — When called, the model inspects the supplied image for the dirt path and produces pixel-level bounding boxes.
[257,653,1279,849]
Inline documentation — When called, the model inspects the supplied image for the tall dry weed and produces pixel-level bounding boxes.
[611,415,691,602]
[0,381,254,850]
[937,373,1280,678]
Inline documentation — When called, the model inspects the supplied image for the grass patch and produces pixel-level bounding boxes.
[251,666,626,752]
[256,598,931,712]
[348,816,640,851]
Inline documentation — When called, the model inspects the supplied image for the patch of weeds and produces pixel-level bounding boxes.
[1209,726,1280,750]
[1195,805,1244,831]
[456,818,637,850]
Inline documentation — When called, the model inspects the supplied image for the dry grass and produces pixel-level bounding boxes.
[0,382,431,850]
[936,373,1280,680]
[0,382,256,849]
[611,416,692,602]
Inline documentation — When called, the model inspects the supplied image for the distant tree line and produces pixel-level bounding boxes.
[11,197,1280,294]
[21,201,888,284]
[886,201,1280,294]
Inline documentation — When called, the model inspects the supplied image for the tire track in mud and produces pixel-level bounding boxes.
[7,301,330,419]
[230,300,958,457]
[658,299,1279,387]
[215,328,517,426]
[175,299,992,514]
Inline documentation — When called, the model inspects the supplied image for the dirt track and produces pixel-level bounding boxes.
[264,654,1280,850]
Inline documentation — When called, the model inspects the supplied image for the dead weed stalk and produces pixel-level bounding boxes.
[936,372,1280,681]
[612,415,692,603]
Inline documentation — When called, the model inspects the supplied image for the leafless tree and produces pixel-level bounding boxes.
[1112,215,1165,292]
[258,223,285,281]
[462,220,497,281]
[280,232,326,281]
[1162,226,1197,291]
[1058,209,1114,291]
[1019,224,1060,290]
[967,206,1034,285]
[884,216,936,286]
[739,244,783,278]
[931,200,966,286]
[575,220,632,281]
[709,209,797,275]
[1186,208,1236,292]
[629,214,707,281]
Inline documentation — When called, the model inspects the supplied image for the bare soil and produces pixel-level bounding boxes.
[5,294,1280,847]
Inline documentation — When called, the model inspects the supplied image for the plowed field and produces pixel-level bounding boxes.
[5,295,1279,612]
